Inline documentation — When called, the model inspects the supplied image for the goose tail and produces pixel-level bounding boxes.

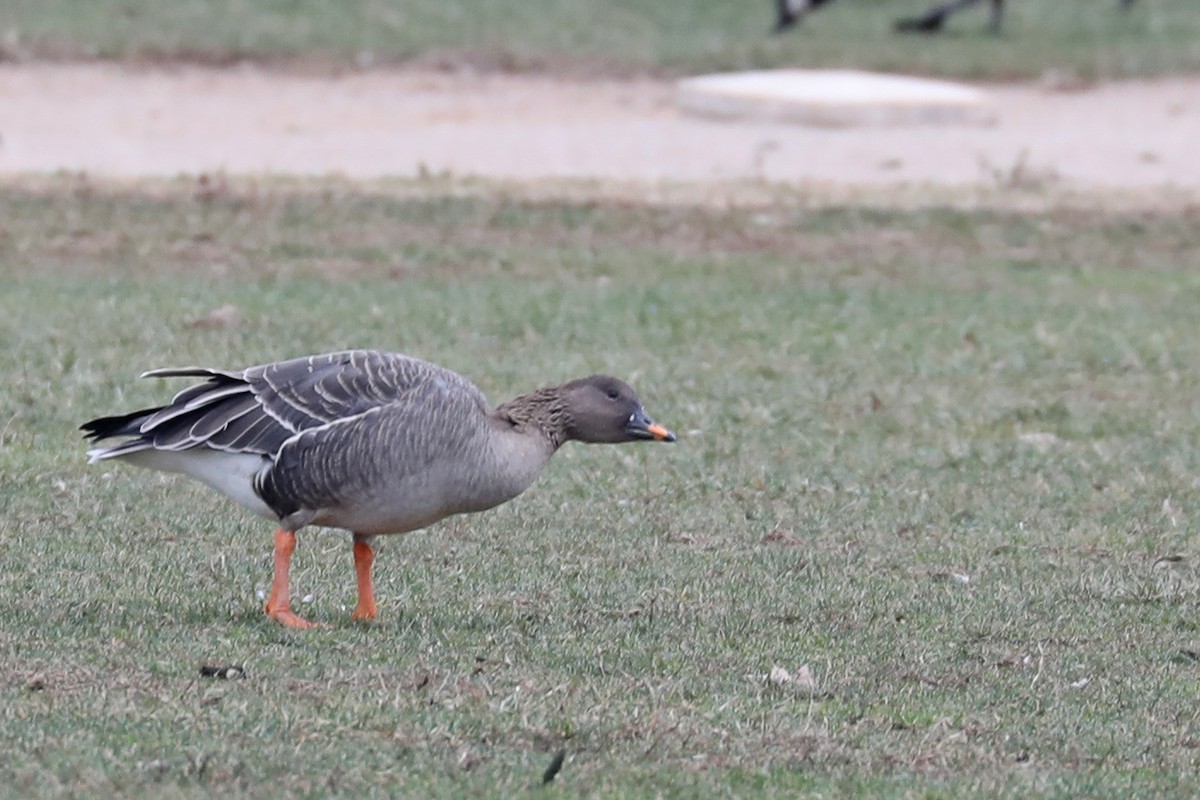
[80,407,163,463]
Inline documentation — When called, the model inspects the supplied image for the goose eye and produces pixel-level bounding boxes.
[606,388,620,400]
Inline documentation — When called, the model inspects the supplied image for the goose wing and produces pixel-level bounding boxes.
[84,350,487,462]
[254,371,493,528]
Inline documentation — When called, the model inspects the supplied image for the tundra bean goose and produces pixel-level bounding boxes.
[82,350,675,628]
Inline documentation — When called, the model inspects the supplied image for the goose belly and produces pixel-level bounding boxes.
[310,462,533,537]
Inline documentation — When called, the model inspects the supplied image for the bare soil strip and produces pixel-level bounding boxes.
[2,63,1197,203]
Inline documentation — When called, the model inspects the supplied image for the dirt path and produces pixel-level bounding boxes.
[1,63,1197,199]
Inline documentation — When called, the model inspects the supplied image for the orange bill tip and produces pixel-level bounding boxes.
[646,423,676,442]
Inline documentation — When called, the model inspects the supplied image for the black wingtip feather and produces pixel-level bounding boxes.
[79,406,163,441]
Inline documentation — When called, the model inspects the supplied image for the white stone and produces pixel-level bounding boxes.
[677,69,993,127]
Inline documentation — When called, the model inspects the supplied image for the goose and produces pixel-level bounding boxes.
[773,0,1137,35]
[81,350,676,628]
[894,0,1009,33]
[895,0,1137,34]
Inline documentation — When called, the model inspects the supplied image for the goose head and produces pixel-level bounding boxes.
[558,375,676,444]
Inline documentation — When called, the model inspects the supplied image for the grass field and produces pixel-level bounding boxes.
[5,0,1200,79]
[2,180,1200,797]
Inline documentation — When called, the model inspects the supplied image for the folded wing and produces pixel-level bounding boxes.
[82,350,486,463]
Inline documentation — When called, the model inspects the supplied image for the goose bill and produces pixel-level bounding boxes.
[627,408,676,442]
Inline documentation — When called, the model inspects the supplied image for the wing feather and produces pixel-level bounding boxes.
[83,351,490,478]
[188,393,259,440]
[245,351,452,431]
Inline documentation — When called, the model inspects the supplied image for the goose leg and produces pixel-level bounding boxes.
[264,528,317,628]
[351,534,378,621]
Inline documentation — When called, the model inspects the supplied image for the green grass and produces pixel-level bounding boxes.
[3,181,1200,797]
[5,0,1200,79]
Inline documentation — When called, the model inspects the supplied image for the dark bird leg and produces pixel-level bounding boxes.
[351,535,378,621]
[774,0,798,31]
[985,0,1005,34]
[264,528,318,628]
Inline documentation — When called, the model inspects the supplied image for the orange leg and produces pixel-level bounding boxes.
[351,536,377,621]
[264,528,318,629]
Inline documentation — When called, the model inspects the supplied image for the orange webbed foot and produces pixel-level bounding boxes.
[351,601,377,622]
[266,605,324,629]
[263,528,324,628]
